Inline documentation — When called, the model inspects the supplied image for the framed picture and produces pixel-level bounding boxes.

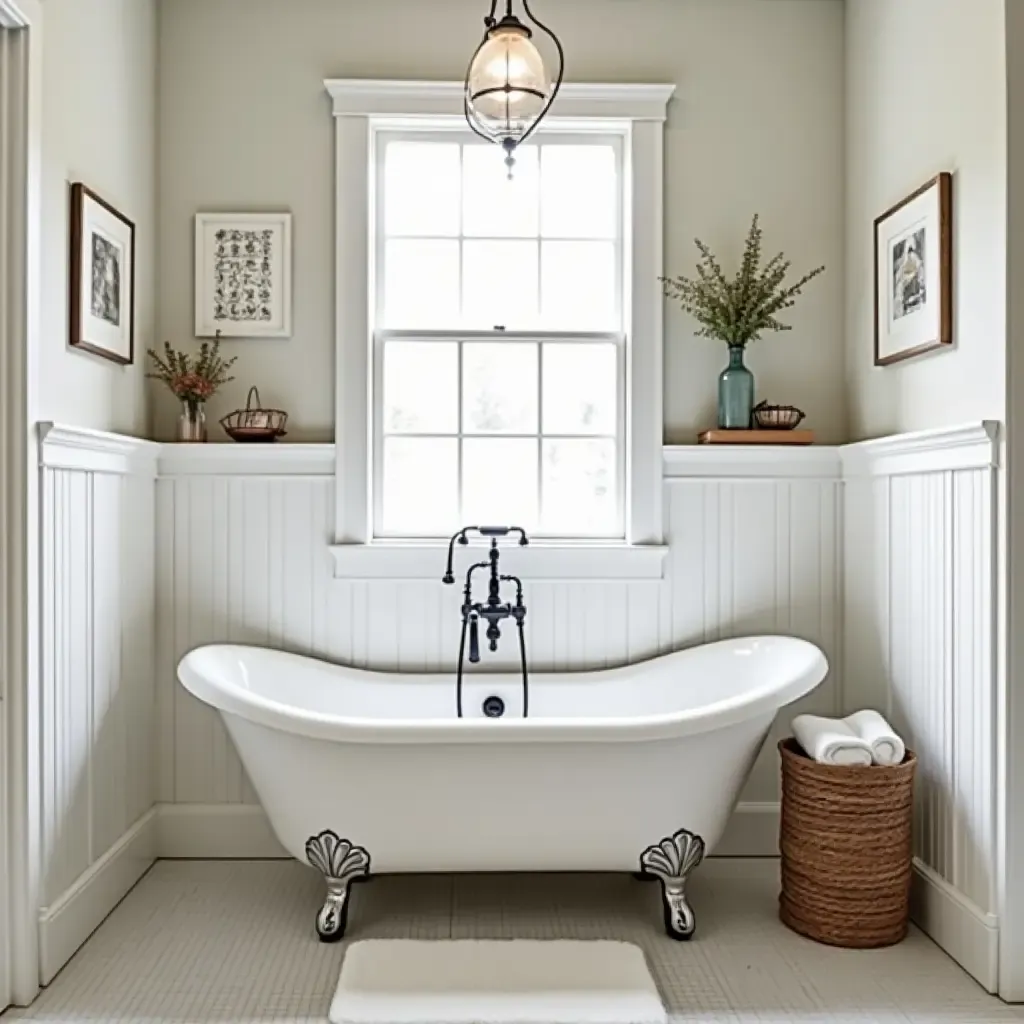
[195,212,292,338]
[69,183,135,365]
[874,172,952,366]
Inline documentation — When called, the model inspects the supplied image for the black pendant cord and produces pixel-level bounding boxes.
[516,0,565,148]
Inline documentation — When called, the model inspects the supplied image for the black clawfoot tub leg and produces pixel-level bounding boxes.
[639,828,706,941]
[304,830,371,942]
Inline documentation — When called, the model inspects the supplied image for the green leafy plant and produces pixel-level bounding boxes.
[146,334,237,404]
[661,215,825,347]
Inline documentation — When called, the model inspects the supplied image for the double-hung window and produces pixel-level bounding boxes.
[375,130,623,539]
[327,81,673,577]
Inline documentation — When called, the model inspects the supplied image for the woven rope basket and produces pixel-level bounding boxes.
[778,737,917,948]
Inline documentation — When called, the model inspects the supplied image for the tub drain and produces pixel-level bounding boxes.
[482,695,505,718]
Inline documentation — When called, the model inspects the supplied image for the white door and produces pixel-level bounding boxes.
[0,3,41,1007]
[0,21,13,1010]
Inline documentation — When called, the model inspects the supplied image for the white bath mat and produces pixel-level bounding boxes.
[329,939,667,1024]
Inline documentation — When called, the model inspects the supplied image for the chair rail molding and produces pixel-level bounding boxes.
[157,443,335,478]
[39,423,160,476]
[663,445,841,481]
[840,421,999,477]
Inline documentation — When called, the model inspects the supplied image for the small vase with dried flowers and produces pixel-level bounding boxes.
[661,215,825,430]
[147,335,237,442]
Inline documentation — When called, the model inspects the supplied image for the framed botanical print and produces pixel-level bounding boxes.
[69,183,135,365]
[195,212,293,338]
[874,172,952,366]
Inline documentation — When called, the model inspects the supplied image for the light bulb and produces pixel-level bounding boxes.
[467,25,549,127]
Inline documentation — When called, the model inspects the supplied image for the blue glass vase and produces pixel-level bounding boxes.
[718,345,754,429]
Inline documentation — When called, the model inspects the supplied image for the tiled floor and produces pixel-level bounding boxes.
[5,859,1022,1023]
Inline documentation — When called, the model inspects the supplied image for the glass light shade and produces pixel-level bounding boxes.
[467,25,549,133]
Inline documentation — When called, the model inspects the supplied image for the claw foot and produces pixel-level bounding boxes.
[639,828,705,941]
[305,830,371,942]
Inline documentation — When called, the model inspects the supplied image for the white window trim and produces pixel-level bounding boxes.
[325,78,674,580]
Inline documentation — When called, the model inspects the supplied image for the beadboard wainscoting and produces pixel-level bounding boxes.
[31,423,1005,991]
[842,423,999,992]
[154,444,844,860]
[38,425,160,984]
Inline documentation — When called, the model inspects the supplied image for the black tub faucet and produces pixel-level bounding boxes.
[442,525,528,584]
[442,526,529,718]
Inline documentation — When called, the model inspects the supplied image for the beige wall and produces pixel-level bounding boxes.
[156,0,845,443]
[38,0,157,434]
[844,0,1007,438]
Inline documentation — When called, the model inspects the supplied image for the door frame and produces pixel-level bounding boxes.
[0,0,42,1007]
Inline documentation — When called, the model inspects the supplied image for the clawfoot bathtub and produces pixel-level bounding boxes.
[177,636,827,942]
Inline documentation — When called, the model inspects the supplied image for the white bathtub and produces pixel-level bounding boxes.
[177,636,827,941]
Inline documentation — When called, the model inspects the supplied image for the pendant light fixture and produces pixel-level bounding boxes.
[464,0,565,178]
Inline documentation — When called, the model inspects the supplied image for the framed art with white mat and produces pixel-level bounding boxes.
[195,212,292,338]
[69,183,135,365]
[874,172,952,366]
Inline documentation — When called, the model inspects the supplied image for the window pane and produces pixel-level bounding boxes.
[463,342,538,434]
[384,142,461,237]
[541,241,617,330]
[462,240,539,329]
[383,342,458,434]
[463,438,538,529]
[384,239,459,327]
[462,144,539,238]
[542,439,617,535]
[382,438,458,535]
[541,145,617,239]
[543,343,617,435]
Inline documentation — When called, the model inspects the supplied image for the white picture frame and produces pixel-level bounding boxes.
[195,212,292,338]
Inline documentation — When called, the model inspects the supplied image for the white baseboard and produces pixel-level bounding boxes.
[911,858,999,993]
[715,802,779,857]
[154,801,777,861]
[156,803,288,859]
[38,809,157,985]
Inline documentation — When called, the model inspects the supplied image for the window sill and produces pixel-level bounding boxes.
[330,541,668,581]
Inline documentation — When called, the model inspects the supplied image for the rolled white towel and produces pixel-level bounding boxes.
[844,709,906,766]
[791,714,873,767]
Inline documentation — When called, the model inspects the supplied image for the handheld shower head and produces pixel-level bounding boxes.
[442,525,529,583]
[442,528,470,584]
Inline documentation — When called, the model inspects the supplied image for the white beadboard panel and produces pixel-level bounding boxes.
[156,470,843,830]
[841,424,997,988]
[39,428,158,977]
[845,467,995,912]
[42,463,157,900]
[662,479,842,805]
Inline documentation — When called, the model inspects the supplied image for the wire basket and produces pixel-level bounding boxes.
[778,738,917,948]
[753,401,806,430]
[220,387,288,443]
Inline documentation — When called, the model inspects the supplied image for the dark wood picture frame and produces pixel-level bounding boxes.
[873,171,952,367]
[69,182,136,365]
